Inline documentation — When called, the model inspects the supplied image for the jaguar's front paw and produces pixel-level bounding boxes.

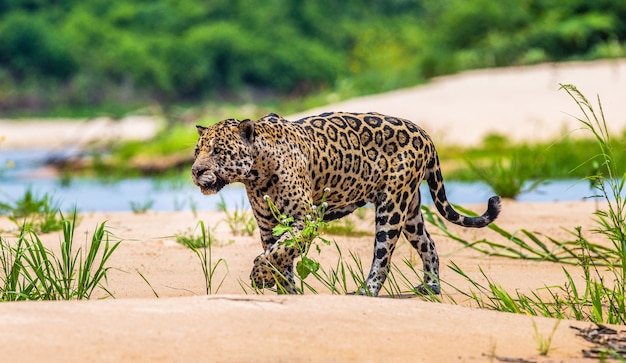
[250,253,276,288]
[347,286,376,297]
[414,283,440,295]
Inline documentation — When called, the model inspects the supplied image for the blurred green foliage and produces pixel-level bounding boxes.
[444,131,626,182]
[1,0,625,113]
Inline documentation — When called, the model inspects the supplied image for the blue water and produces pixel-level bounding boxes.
[0,149,600,212]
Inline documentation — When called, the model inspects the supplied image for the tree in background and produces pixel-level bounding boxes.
[0,0,624,114]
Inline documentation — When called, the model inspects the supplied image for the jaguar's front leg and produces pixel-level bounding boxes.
[248,179,312,294]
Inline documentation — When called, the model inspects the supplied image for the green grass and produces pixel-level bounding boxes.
[0,212,120,301]
[439,127,626,199]
[466,154,545,199]
[322,218,371,237]
[175,221,229,295]
[173,195,198,217]
[216,194,257,237]
[0,188,66,233]
[89,125,626,196]
[129,199,155,214]
[534,318,560,356]
[444,130,626,182]
[562,83,626,324]
[422,204,617,265]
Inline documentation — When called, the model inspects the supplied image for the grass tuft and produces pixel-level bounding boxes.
[216,195,257,237]
[0,211,120,301]
[422,204,617,265]
[533,320,561,356]
[175,221,229,294]
[466,153,545,199]
[0,188,66,233]
[129,199,155,214]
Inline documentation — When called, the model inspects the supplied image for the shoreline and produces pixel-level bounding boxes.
[0,200,611,362]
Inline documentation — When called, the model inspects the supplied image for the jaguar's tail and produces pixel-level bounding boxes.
[426,153,501,228]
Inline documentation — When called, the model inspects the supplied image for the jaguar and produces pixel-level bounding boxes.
[192,111,501,296]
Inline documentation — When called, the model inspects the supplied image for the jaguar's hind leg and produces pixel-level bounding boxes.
[359,195,412,297]
[404,194,440,295]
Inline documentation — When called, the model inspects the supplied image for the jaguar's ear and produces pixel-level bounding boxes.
[238,119,255,144]
[196,125,207,136]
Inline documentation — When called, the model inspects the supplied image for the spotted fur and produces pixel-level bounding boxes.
[192,112,501,296]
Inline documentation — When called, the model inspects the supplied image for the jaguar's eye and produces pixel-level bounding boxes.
[212,147,220,156]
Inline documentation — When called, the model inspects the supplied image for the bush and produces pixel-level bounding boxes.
[0,12,77,79]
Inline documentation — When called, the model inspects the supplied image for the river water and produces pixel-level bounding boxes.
[0,149,597,212]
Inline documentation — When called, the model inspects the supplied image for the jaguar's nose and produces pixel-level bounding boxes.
[192,166,204,179]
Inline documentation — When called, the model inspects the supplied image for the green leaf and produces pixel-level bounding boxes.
[272,224,292,237]
[296,257,320,280]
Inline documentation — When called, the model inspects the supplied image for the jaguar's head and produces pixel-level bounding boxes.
[191,119,255,195]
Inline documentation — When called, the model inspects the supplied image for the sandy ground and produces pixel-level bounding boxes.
[0,115,160,149]
[0,201,611,362]
[291,59,626,146]
[1,59,626,362]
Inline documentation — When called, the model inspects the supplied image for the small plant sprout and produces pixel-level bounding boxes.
[217,194,257,236]
[129,199,155,214]
[533,320,561,356]
[175,221,228,294]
